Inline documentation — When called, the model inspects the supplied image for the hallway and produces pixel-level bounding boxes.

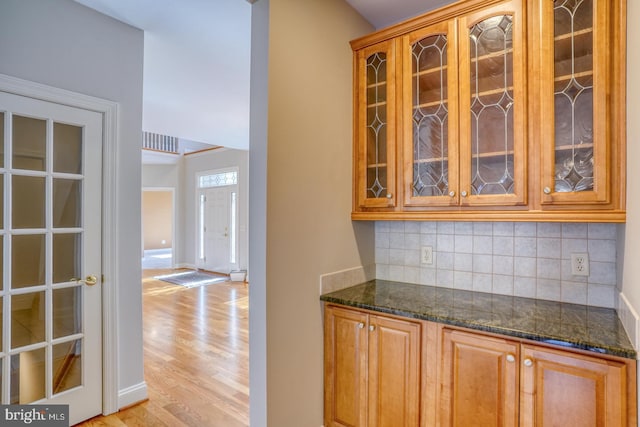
[78,269,249,426]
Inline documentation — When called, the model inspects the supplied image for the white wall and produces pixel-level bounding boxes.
[249,0,375,425]
[621,0,640,350]
[182,149,249,271]
[0,0,145,407]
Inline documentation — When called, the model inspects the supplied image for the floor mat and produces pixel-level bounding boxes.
[154,270,228,288]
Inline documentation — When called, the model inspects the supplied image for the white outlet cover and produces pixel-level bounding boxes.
[571,253,589,276]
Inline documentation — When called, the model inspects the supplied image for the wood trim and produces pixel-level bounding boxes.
[183,145,224,156]
[351,209,626,222]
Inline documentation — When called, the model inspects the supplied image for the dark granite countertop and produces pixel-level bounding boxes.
[320,280,637,359]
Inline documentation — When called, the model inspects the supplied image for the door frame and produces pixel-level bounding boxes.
[195,167,239,273]
[0,73,120,415]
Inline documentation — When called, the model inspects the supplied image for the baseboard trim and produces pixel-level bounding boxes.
[176,263,196,270]
[117,381,148,410]
[618,292,640,353]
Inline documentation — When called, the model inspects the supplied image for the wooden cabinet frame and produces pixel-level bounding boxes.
[350,0,626,222]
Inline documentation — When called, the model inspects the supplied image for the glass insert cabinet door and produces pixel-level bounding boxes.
[540,0,610,205]
[0,91,102,424]
[355,39,397,208]
[458,0,527,207]
[402,21,460,207]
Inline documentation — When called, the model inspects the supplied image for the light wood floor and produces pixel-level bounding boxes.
[76,269,249,426]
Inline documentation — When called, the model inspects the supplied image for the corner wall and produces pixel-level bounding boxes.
[256,0,375,424]
[0,0,146,408]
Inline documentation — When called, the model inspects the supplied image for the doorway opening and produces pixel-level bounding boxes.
[142,188,175,270]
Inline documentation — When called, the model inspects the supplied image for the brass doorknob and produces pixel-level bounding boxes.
[72,275,98,286]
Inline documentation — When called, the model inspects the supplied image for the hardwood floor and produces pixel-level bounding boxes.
[76,269,249,426]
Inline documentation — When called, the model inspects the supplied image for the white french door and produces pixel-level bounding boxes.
[0,91,102,424]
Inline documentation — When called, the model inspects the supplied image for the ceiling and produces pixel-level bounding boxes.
[73,0,453,154]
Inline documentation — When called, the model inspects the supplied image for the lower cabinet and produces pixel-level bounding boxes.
[323,305,421,427]
[324,304,637,427]
[438,328,635,427]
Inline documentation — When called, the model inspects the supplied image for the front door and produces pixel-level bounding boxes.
[202,186,234,273]
[0,91,102,424]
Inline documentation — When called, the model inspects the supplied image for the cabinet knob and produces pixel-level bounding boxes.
[506,354,515,363]
[386,193,392,199]
[449,191,455,197]
[523,358,533,367]
[543,187,551,195]
[358,322,365,329]
[461,191,468,197]
[369,325,376,332]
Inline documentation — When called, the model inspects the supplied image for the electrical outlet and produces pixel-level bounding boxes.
[571,253,590,276]
[421,246,433,265]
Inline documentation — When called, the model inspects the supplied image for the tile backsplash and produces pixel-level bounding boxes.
[375,221,618,308]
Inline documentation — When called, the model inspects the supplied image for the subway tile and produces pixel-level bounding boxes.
[514,237,536,257]
[493,236,514,256]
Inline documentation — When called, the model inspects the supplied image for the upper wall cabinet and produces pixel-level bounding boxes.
[351,0,626,222]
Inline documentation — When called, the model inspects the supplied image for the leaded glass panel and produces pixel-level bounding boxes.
[469,15,515,195]
[553,0,594,192]
[412,34,449,197]
[365,52,388,198]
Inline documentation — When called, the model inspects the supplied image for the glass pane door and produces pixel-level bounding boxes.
[0,91,102,423]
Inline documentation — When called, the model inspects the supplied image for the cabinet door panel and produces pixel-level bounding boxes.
[539,0,611,205]
[368,315,421,427]
[439,328,519,427]
[402,21,460,207]
[458,0,527,206]
[324,307,368,427]
[356,40,397,209]
[520,345,627,427]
